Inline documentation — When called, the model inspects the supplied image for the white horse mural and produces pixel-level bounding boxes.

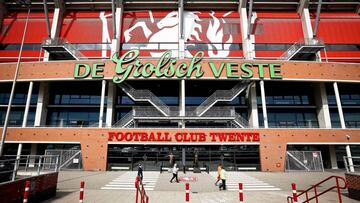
[123,11,234,57]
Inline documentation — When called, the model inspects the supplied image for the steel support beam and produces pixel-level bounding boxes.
[0,6,30,156]
[238,0,247,9]
[239,5,255,59]
[43,0,51,38]
[313,0,322,38]
[247,0,253,39]
[259,80,268,128]
[111,0,116,39]
[297,0,309,15]
[34,82,49,127]
[248,83,259,128]
[346,145,355,172]
[99,80,107,128]
[333,82,346,129]
[22,81,33,127]
[111,0,123,56]
[43,0,64,61]
[178,0,185,59]
[179,80,185,128]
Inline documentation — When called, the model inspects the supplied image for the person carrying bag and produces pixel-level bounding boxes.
[170,162,179,183]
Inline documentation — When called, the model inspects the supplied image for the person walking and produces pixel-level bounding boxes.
[219,167,227,191]
[170,162,179,183]
[214,163,222,186]
[137,163,143,182]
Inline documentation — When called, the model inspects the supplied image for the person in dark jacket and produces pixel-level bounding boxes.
[170,162,179,183]
[137,164,143,182]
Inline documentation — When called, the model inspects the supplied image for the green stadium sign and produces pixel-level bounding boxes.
[74,50,282,83]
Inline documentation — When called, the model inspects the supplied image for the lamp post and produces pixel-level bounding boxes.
[0,0,31,156]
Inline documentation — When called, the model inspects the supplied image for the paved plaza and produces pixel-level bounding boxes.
[42,170,358,203]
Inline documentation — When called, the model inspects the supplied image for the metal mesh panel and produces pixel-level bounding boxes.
[285,151,324,172]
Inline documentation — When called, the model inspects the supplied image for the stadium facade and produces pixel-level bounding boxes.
[0,0,360,172]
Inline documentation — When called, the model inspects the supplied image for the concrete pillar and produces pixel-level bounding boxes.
[259,80,268,128]
[111,1,123,57]
[29,143,38,167]
[34,82,49,127]
[329,145,338,169]
[43,5,64,61]
[248,83,259,128]
[314,83,331,128]
[99,80,107,128]
[106,81,116,127]
[239,7,255,59]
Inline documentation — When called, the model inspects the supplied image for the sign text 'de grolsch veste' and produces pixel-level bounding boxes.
[74,50,282,82]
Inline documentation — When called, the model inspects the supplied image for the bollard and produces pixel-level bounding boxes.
[23,180,30,203]
[79,181,85,203]
[186,183,190,203]
[239,183,243,203]
[291,183,298,203]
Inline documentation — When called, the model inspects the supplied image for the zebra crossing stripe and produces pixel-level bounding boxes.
[101,172,159,191]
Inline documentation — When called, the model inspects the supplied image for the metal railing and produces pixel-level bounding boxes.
[112,110,135,128]
[343,156,360,173]
[44,148,82,170]
[118,83,171,116]
[287,176,348,203]
[0,155,59,182]
[279,38,325,61]
[195,81,251,116]
[112,106,249,128]
[42,37,87,60]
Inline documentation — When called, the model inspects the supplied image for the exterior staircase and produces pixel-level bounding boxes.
[112,106,249,128]
[42,37,86,60]
[279,38,325,61]
[117,83,171,116]
[195,81,251,116]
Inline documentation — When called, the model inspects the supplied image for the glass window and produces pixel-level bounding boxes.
[46,108,101,127]
[49,82,104,105]
[259,109,319,128]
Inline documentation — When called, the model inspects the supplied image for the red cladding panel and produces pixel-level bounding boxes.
[254,18,303,43]
[60,11,113,43]
[0,12,52,43]
[315,19,360,44]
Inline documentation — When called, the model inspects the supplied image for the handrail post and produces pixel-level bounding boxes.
[25,155,29,171]
[305,191,309,203]
[314,186,319,203]
[336,177,343,203]
[37,156,43,175]
[135,179,139,203]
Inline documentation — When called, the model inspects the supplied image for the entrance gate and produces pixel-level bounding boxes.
[107,145,260,171]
